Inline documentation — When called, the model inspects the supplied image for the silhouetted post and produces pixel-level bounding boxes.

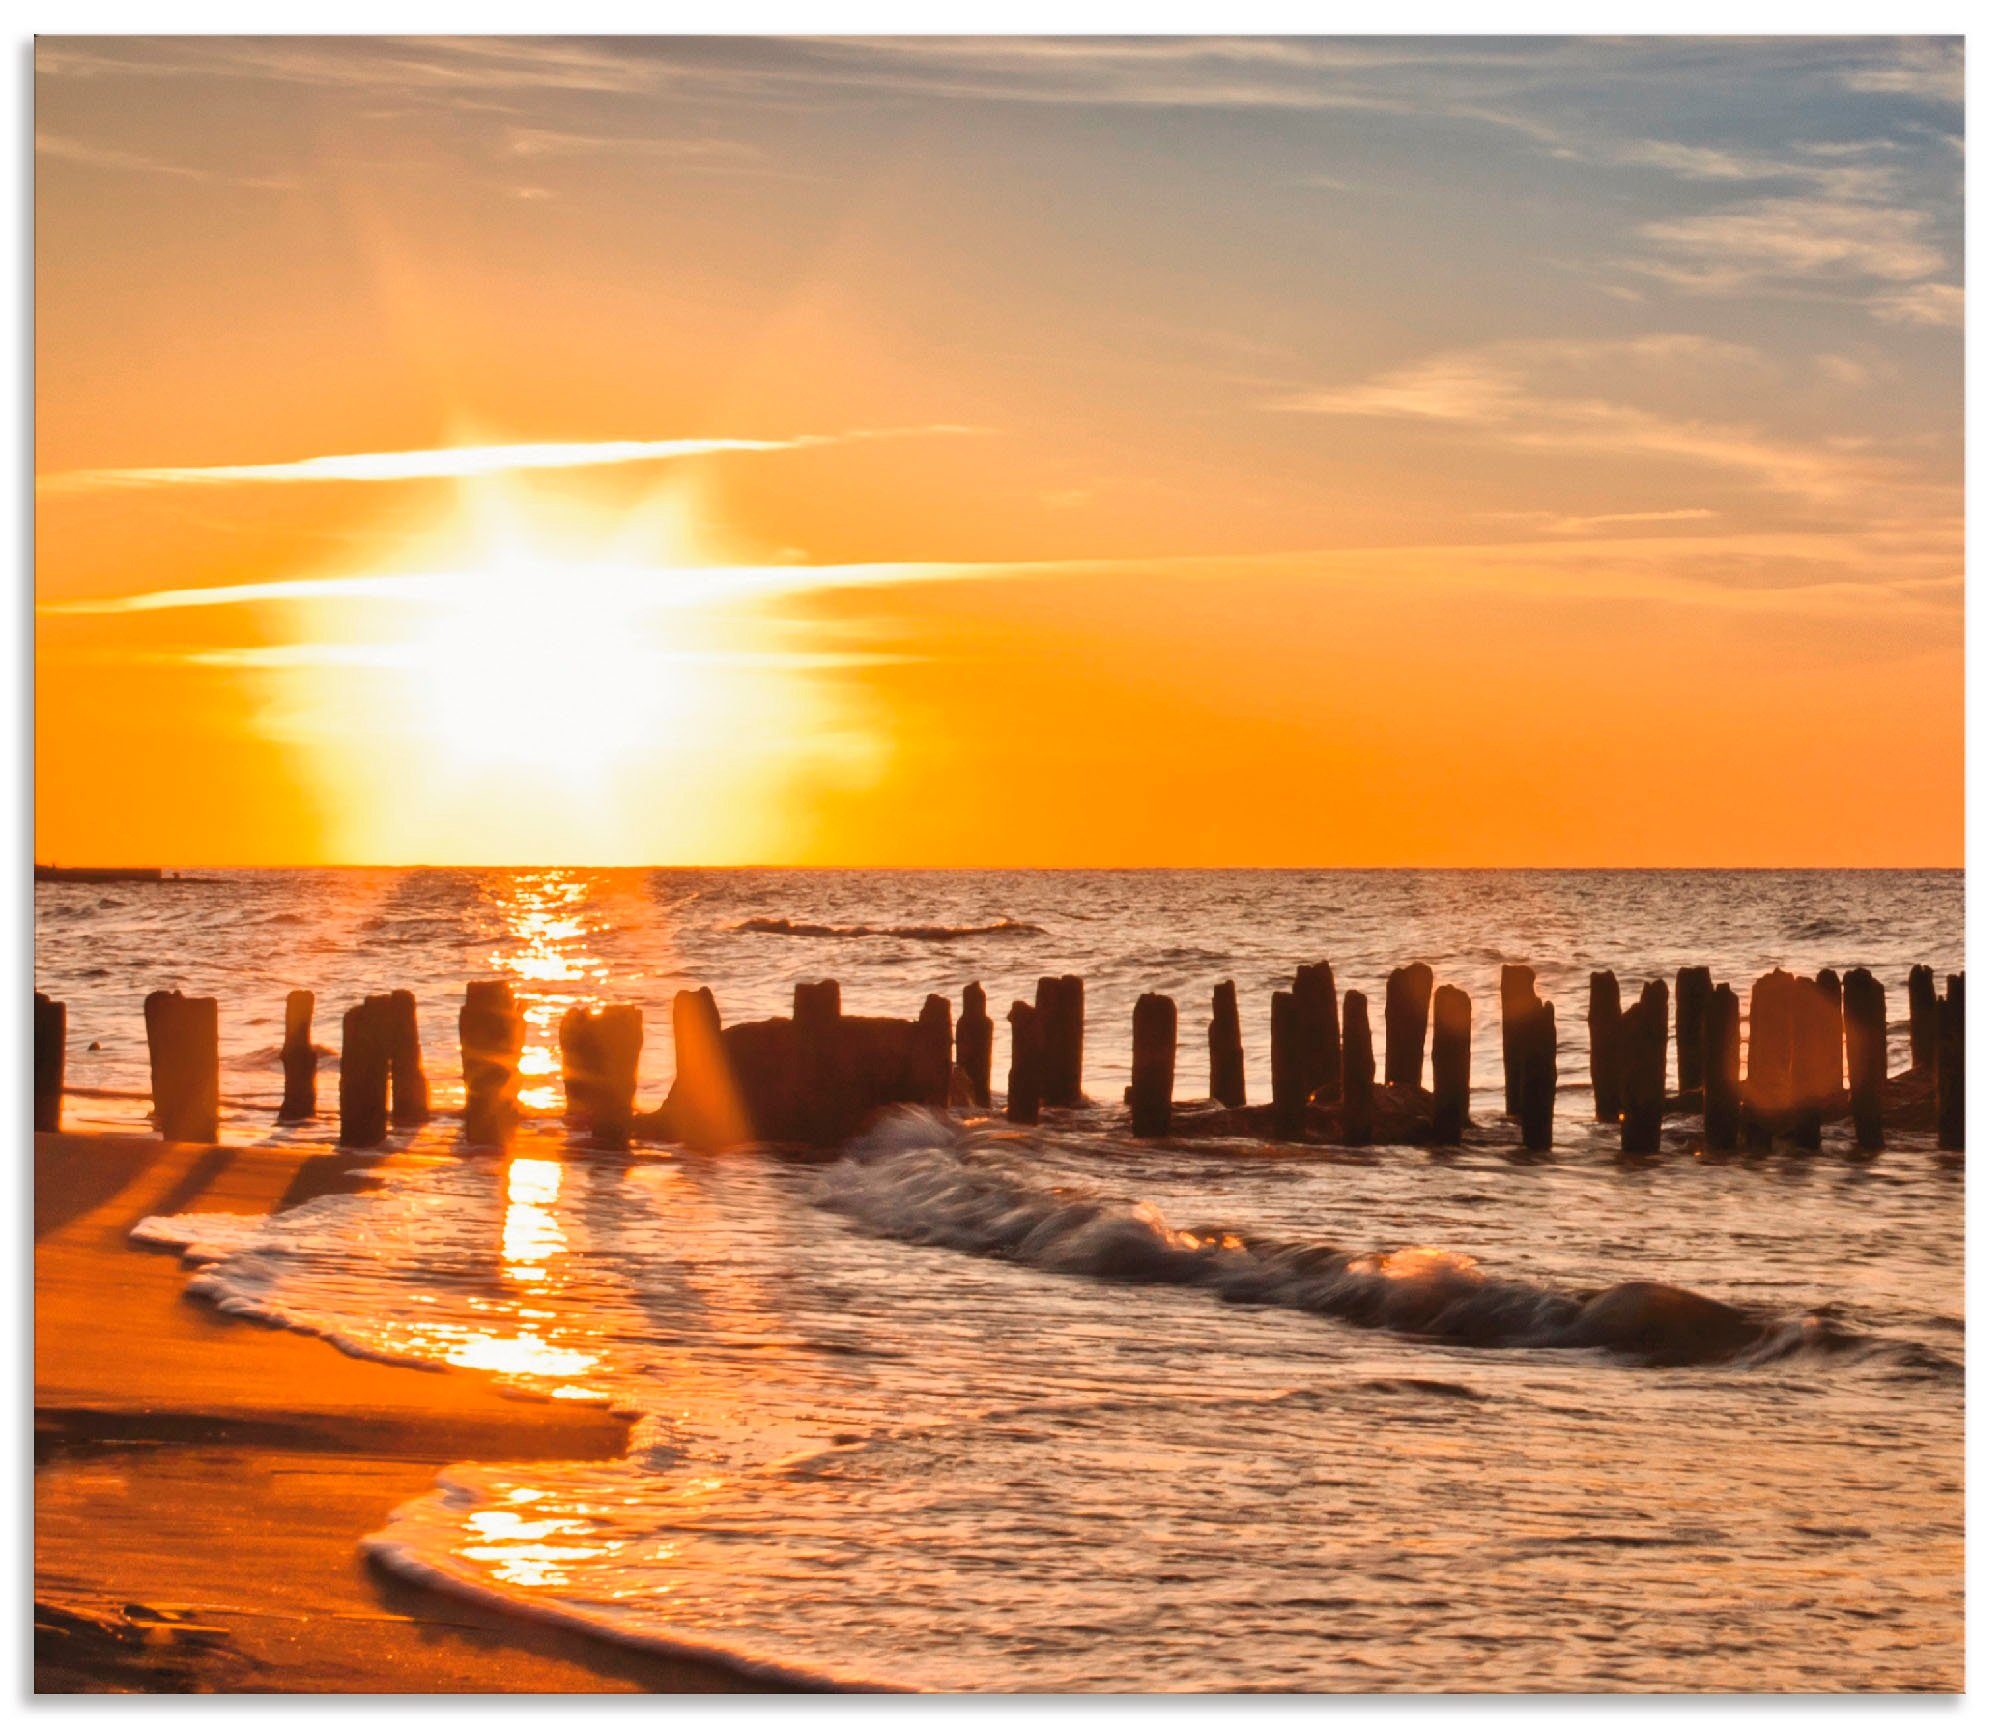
[1909,965,1938,1073]
[1674,966,1711,1097]
[1207,981,1245,1108]
[1384,963,1433,1087]
[1618,980,1669,1155]
[1431,984,1470,1145]
[339,994,393,1149]
[1270,990,1306,1134]
[1131,993,1176,1138]
[559,1003,644,1148]
[388,988,430,1127]
[280,989,316,1122]
[1006,1001,1043,1126]
[1791,973,1840,1151]
[1294,962,1339,1097]
[144,989,219,1143]
[1339,990,1373,1147]
[793,979,843,1144]
[915,994,954,1108]
[1501,965,1536,1115]
[1519,999,1557,1153]
[1704,982,1741,1151]
[1938,973,1965,1153]
[1036,975,1085,1107]
[460,980,525,1147]
[1587,970,1622,1124]
[1842,968,1887,1152]
[671,987,735,1151]
[1744,969,1795,1147]
[33,992,65,1133]
[958,983,993,1108]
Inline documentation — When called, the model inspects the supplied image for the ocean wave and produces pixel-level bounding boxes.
[732,916,1045,941]
[816,1110,1921,1371]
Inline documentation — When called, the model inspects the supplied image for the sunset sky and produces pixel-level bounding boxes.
[35,35,1964,866]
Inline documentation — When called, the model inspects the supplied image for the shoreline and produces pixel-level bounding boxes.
[33,1129,793,1694]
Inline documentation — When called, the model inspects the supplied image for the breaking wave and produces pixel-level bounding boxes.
[732,916,1045,941]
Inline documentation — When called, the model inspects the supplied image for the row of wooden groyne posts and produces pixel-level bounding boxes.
[31,958,1966,1157]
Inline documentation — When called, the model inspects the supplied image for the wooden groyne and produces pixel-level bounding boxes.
[32,950,1967,1159]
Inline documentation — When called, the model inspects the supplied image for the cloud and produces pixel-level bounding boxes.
[1269,335,1930,506]
[1869,283,1965,328]
[34,129,295,191]
[38,426,983,494]
[500,127,764,165]
[1633,195,1947,293]
[1843,40,1963,104]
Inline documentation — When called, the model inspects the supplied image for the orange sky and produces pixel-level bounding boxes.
[34,36,1964,866]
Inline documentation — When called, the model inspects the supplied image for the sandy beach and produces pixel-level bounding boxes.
[33,1129,785,1694]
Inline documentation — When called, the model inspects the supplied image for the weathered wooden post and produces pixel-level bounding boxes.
[671,987,735,1151]
[1618,979,1669,1155]
[915,994,953,1108]
[339,994,393,1149]
[388,988,430,1128]
[1339,990,1373,1147]
[1938,972,1965,1153]
[144,989,219,1143]
[1131,993,1176,1138]
[33,992,65,1133]
[1294,962,1340,1098]
[794,979,843,1145]
[1587,970,1622,1124]
[1519,998,1557,1153]
[559,1003,645,1149]
[1674,966,1711,1097]
[1207,981,1245,1108]
[1744,969,1795,1147]
[1909,965,1938,1073]
[1035,975,1085,1107]
[280,989,316,1122]
[1704,982,1741,1151]
[1006,1000,1043,1126]
[1792,972,1841,1151]
[1501,964,1536,1116]
[460,979,524,1147]
[1431,984,1470,1145]
[1270,990,1307,1134]
[958,982,993,1108]
[1384,962,1433,1087]
[1842,968,1887,1152]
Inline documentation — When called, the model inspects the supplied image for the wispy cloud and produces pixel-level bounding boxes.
[35,129,295,191]
[38,426,982,494]
[1842,40,1963,104]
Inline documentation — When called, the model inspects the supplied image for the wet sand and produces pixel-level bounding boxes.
[33,1129,788,1693]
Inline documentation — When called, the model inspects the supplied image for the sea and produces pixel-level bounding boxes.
[34,868,1965,1691]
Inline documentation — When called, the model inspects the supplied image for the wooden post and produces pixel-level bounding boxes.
[1704,982,1741,1151]
[559,1003,644,1148]
[388,988,430,1127]
[671,987,734,1151]
[1006,1001,1043,1125]
[1618,979,1668,1155]
[1791,973,1838,1151]
[1431,984,1470,1145]
[793,979,843,1145]
[1035,975,1085,1107]
[915,994,953,1108]
[958,983,993,1108]
[1938,972,1964,1153]
[1294,962,1340,1098]
[460,980,524,1147]
[339,994,393,1149]
[1501,964,1536,1116]
[33,992,65,1133]
[279,989,316,1122]
[1744,969,1795,1146]
[1270,990,1306,1134]
[1130,993,1176,1138]
[1384,962,1433,1087]
[1842,968,1887,1152]
[144,989,219,1144]
[1587,970,1622,1124]
[1207,981,1245,1108]
[1674,966,1711,1097]
[1339,990,1373,1147]
[1519,998,1557,1153]
[1909,965,1938,1073]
